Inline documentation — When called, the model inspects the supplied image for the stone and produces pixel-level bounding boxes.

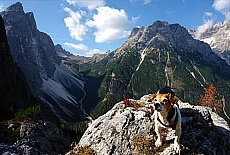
[73,97,230,155]
[0,120,71,155]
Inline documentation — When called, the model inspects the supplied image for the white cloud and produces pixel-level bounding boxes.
[63,7,88,41]
[204,12,213,17]
[86,6,132,43]
[194,11,215,38]
[196,20,214,38]
[130,0,137,5]
[132,15,141,23]
[64,42,102,56]
[0,3,4,11]
[66,0,105,10]
[130,0,151,5]
[143,0,151,5]
[212,0,230,21]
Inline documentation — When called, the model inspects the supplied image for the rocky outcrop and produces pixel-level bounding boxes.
[0,15,34,120]
[75,96,230,155]
[0,120,70,155]
[55,44,73,58]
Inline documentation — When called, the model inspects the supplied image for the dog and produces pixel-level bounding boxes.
[147,87,181,153]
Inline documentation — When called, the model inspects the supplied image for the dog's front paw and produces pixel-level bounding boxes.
[155,139,162,147]
[173,143,180,154]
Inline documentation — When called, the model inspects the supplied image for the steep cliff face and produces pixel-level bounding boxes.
[73,96,230,155]
[1,2,59,93]
[0,2,87,122]
[0,15,34,120]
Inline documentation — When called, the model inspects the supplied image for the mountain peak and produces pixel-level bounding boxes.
[6,2,24,12]
[1,1,36,28]
[151,20,169,28]
[119,20,199,56]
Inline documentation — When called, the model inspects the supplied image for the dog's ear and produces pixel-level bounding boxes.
[147,94,157,102]
[168,93,179,105]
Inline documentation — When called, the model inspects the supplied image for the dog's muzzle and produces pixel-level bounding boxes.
[155,102,162,111]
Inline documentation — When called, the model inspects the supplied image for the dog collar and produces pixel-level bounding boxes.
[157,107,178,130]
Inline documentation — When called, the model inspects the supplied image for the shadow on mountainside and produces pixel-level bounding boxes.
[82,71,106,115]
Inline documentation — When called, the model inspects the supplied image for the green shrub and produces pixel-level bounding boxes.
[15,105,41,119]
[60,121,89,143]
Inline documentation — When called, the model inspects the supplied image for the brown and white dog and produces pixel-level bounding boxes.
[148,87,181,153]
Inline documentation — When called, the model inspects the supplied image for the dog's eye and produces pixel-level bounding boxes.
[154,98,157,101]
[163,99,168,102]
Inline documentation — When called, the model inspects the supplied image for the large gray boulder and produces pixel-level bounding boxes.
[74,96,230,155]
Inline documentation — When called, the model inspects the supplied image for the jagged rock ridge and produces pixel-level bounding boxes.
[0,2,87,122]
[56,44,110,67]
[74,97,230,155]
[0,15,35,120]
[55,44,73,58]
[189,20,230,65]
[117,21,219,62]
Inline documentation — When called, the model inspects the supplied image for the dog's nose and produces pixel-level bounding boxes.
[155,102,161,111]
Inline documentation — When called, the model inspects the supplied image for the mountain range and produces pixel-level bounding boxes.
[1,2,230,124]
[78,21,230,121]
[1,2,230,154]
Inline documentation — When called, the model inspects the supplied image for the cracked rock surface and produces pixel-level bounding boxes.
[77,97,230,155]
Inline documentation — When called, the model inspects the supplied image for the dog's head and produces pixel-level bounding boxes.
[148,93,178,112]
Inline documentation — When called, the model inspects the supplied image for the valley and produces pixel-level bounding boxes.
[0,1,230,154]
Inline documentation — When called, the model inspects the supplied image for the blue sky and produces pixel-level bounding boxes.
[0,0,229,56]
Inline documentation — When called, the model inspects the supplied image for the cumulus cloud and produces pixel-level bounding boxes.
[212,0,230,21]
[196,20,214,38]
[64,42,102,56]
[195,12,214,38]
[66,0,105,10]
[63,7,88,41]
[86,6,132,43]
